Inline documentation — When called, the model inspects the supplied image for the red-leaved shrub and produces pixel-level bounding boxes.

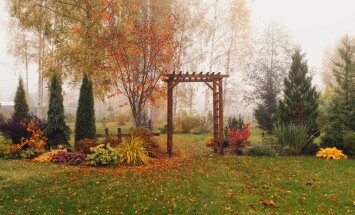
[229,123,251,148]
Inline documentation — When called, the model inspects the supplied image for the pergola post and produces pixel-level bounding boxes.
[218,79,224,155]
[212,81,218,153]
[167,79,173,157]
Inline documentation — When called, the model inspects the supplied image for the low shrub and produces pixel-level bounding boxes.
[118,136,150,165]
[52,152,87,165]
[301,142,320,156]
[320,131,355,157]
[205,137,214,147]
[100,136,121,148]
[33,149,67,162]
[174,112,208,133]
[74,138,98,154]
[316,147,348,160]
[0,114,47,144]
[125,127,159,157]
[343,132,355,157]
[261,135,275,144]
[20,149,44,159]
[160,124,168,134]
[224,115,244,141]
[241,143,276,156]
[273,123,315,155]
[229,123,251,148]
[0,136,12,157]
[86,144,120,166]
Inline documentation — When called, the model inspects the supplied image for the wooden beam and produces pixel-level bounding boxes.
[204,81,213,90]
[218,79,224,155]
[168,79,180,90]
[164,74,229,79]
[167,81,173,157]
[213,80,218,153]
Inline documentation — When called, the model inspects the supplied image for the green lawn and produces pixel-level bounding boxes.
[1,133,354,214]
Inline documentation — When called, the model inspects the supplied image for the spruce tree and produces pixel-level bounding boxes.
[44,73,71,149]
[13,77,29,120]
[321,36,355,155]
[332,36,355,131]
[275,49,319,136]
[254,84,278,132]
[75,74,96,143]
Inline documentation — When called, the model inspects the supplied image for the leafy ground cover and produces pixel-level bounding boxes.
[1,133,354,214]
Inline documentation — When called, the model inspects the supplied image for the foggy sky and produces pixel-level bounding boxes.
[1,0,355,101]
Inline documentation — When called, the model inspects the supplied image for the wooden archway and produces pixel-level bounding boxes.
[163,72,229,157]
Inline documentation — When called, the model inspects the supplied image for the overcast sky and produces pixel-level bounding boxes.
[1,0,355,101]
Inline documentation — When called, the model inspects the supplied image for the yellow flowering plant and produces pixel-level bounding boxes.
[316,147,348,160]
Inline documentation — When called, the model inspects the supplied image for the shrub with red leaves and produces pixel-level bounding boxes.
[229,123,251,148]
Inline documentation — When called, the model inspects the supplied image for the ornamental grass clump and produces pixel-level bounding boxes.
[118,135,150,165]
[316,147,348,160]
[273,122,315,155]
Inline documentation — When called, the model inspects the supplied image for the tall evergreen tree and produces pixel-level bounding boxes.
[321,36,355,155]
[13,77,29,120]
[44,73,71,149]
[254,86,277,132]
[75,74,96,143]
[275,49,320,136]
[332,36,355,131]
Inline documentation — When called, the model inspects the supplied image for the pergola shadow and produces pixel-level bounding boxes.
[163,71,229,157]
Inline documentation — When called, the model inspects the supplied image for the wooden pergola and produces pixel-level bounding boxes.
[163,71,229,157]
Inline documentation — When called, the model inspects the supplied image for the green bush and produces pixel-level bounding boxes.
[320,131,355,156]
[86,144,120,166]
[301,142,320,156]
[0,136,12,157]
[19,149,44,159]
[160,124,168,134]
[273,123,314,155]
[174,112,208,133]
[241,143,276,156]
[118,136,150,165]
[343,132,355,156]
[126,127,159,157]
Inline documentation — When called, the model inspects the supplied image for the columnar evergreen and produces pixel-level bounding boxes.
[44,73,71,149]
[275,49,319,136]
[75,74,96,143]
[13,77,29,120]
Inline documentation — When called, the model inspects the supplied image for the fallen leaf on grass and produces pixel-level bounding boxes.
[261,200,279,208]
[262,185,270,189]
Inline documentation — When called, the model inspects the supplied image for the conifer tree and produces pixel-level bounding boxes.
[75,74,96,143]
[332,37,355,131]
[275,49,319,136]
[44,73,71,149]
[321,36,355,155]
[254,86,278,132]
[13,77,29,120]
